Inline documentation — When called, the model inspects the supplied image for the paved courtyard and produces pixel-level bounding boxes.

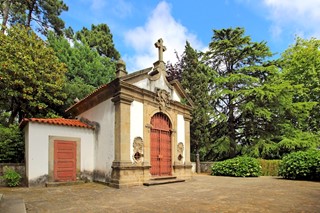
[0,174,319,212]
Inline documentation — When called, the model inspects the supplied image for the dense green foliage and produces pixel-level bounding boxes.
[279,150,320,180]
[167,28,320,162]
[0,166,21,187]
[47,31,116,108]
[0,2,121,163]
[281,37,320,132]
[0,124,24,163]
[211,156,261,177]
[204,28,314,160]
[258,159,281,176]
[0,0,68,35]
[0,25,67,124]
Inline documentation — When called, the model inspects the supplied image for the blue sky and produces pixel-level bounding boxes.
[61,0,320,72]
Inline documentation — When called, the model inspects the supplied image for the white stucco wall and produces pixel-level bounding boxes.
[25,123,94,182]
[78,99,115,177]
[177,114,185,163]
[172,90,181,102]
[130,101,144,163]
[133,75,171,94]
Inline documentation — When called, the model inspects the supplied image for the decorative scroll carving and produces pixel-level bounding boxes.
[177,142,184,161]
[132,137,144,163]
[156,89,171,111]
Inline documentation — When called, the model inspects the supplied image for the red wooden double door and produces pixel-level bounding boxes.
[54,140,77,182]
[150,113,172,176]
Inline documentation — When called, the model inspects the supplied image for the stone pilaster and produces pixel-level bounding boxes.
[110,94,151,188]
[111,94,133,163]
[184,114,192,165]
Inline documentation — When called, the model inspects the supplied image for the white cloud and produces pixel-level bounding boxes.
[262,0,320,38]
[124,1,204,72]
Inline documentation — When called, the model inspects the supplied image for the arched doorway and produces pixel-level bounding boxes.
[150,112,172,176]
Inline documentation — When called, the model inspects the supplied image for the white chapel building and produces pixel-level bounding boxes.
[20,39,193,188]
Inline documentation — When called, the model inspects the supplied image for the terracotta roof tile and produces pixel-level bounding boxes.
[20,118,94,129]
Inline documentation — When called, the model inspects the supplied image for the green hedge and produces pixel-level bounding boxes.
[279,149,320,180]
[211,157,261,177]
[258,159,281,176]
[0,124,24,163]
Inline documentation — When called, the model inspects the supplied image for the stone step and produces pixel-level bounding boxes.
[45,180,85,187]
[143,178,185,186]
[149,176,177,181]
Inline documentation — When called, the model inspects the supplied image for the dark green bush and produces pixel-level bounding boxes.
[1,166,22,187]
[0,124,24,163]
[211,157,261,177]
[259,159,281,176]
[279,149,320,180]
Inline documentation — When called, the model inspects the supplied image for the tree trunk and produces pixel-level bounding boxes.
[1,0,10,33]
[228,95,237,158]
[8,107,19,125]
[26,0,35,27]
[196,146,201,173]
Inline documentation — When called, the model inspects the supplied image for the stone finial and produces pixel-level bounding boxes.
[116,59,127,78]
[154,38,166,62]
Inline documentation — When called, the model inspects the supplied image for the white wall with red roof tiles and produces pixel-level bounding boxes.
[24,122,95,185]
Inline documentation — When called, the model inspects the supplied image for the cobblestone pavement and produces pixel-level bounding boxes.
[1,175,319,213]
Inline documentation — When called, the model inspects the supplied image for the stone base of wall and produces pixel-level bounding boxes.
[173,162,193,180]
[28,175,49,187]
[191,162,215,174]
[109,161,151,188]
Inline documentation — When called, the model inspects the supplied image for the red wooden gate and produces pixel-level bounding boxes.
[150,113,172,176]
[54,140,77,182]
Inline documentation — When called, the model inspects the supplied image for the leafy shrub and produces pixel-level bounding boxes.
[258,159,281,176]
[279,149,320,180]
[1,166,22,187]
[0,124,24,163]
[211,157,261,177]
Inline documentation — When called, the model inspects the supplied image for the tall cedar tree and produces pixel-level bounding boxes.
[204,27,277,158]
[0,0,68,35]
[0,25,67,125]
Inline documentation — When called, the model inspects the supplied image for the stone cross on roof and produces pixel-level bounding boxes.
[154,38,166,62]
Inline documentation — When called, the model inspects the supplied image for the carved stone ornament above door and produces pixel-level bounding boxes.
[155,89,171,111]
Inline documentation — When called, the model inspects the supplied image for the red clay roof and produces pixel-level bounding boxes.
[20,118,94,129]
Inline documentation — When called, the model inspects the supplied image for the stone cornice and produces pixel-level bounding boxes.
[111,93,134,105]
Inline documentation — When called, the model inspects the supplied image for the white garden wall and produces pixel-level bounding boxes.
[24,122,94,186]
